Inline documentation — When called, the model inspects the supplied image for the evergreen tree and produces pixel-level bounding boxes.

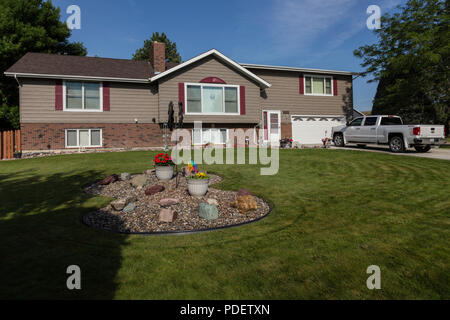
[132,32,181,63]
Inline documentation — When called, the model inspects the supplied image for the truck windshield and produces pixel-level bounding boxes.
[380,117,403,125]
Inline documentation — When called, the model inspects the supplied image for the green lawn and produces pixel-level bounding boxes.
[0,149,449,299]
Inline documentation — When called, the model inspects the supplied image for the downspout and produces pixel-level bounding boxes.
[253,123,260,146]
[14,74,21,87]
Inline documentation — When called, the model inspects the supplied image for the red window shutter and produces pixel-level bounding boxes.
[299,75,304,95]
[103,82,110,111]
[333,78,338,96]
[55,80,63,110]
[240,86,246,115]
[178,83,185,113]
[263,111,268,140]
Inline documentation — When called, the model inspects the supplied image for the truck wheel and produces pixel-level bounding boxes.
[389,135,405,153]
[414,145,431,153]
[334,134,345,147]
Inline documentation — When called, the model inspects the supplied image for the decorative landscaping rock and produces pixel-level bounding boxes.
[111,196,136,211]
[207,198,219,206]
[158,208,178,223]
[144,169,155,175]
[111,199,127,211]
[98,174,118,185]
[237,188,253,197]
[145,185,165,196]
[122,202,136,213]
[159,198,179,207]
[130,175,148,188]
[120,172,131,181]
[198,203,218,220]
[83,173,271,234]
[233,195,258,214]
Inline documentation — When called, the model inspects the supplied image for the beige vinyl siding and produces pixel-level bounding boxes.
[19,78,157,123]
[249,69,353,121]
[18,63,352,126]
[158,56,261,124]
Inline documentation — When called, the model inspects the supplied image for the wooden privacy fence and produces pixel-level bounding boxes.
[1,130,21,160]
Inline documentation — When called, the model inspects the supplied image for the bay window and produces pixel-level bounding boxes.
[304,76,333,96]
[64,81,102,111]
[185,83,239,114]
[66,129,102,148]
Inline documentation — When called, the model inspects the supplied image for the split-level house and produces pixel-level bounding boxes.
[4,42,355,154]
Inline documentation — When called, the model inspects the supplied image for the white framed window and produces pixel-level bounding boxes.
[192,128,228,145]
[65,129,102,148]
[304,75,333,96]
[185,83,240,115]
[63,81,103,111]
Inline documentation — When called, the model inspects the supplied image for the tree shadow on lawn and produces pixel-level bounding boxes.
[0,169,130,299]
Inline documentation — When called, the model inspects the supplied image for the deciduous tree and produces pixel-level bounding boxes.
[354,0,449,127]
[0,0,87,129]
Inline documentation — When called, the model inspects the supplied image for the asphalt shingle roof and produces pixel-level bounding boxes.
[5,52,157,80]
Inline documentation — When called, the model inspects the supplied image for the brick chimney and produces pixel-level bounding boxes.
[150,41,166,74]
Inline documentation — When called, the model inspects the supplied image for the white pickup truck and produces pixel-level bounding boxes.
[331,115,446,153]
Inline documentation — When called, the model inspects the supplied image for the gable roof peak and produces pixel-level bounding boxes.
[150,48,271,88]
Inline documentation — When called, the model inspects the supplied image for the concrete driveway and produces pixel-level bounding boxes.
[330,144,450,160]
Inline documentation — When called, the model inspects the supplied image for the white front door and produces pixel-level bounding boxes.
[263,110,281,143]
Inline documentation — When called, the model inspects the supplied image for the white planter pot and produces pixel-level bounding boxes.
[155,166,174,181]
[187,179,209,197]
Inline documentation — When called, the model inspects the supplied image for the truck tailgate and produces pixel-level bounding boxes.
[419,125,445,138]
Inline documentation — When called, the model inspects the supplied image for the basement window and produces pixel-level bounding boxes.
[192,128,228,145]
[65,129,102,148]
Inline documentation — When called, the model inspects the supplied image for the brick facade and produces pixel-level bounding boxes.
[20,123,263,152]
[21,123,164,151]
[280,112,293,140]
[281,122,292,140]
[149,41,166,73]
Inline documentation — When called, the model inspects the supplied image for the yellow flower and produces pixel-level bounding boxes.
[196,172,206,178]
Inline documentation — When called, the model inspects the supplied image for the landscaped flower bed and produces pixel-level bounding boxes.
[83,171,270,234]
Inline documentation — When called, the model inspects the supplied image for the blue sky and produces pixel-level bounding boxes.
[53,0,406,111]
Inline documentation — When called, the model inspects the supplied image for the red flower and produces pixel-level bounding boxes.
[155,159,160,163]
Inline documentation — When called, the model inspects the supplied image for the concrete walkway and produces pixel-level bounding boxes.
[330,144,450,160]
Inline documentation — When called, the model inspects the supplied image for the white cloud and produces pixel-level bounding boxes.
[245,0,404,63]
[270,0,355,44]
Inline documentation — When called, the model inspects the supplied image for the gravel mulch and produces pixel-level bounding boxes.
[83,171,270,234]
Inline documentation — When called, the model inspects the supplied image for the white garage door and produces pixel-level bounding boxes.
[291,115,346,144]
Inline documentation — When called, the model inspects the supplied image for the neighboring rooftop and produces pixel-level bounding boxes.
[240,63,357,76]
